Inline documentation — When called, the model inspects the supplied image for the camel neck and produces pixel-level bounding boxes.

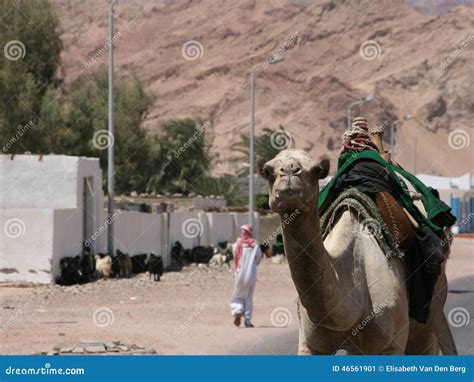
[281,208,352,326]
[282,208,324,257]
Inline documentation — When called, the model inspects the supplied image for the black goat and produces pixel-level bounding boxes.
[191,246,214,264]
[131,254,148,273]
[171,241,186,265]
[148,253,163,281]
[79,254,96,283]
[56,256,83,285]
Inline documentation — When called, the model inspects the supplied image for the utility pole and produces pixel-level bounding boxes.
[248,54,284,227]
[107,0,116,257]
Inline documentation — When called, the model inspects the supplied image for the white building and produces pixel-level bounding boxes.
[416,173,474,233]
[0,155,105,283]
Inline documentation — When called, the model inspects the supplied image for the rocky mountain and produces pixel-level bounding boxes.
[52,0,473,176]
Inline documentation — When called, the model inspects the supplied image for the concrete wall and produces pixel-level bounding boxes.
[0,208,85,283]
[0,155,104,256]
[168,212,261,250]
[1,209,55,283]
[99,211,170,267]
[52,209,83,279]
[0,208,263,283]
[0,155,102,209]
[206,213,234,245]
[0,155,79,209]
[168,212,202,249]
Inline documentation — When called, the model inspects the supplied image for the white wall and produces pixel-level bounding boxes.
[206,213,234,245]
[168,212,202,249]
[0,209,55,283]
[0,155,101,209]
[52,209,83,279]
[0,208,262,283]
[108,211,169,267]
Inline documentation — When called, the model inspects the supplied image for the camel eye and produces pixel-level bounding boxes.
[261,165,274,180]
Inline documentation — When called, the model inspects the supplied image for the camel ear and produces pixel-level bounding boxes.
[311,158,330,180]
[257,156,273,180]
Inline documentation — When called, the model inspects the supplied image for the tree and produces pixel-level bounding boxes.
[188,175,242,206]
[0,0,63,153]
[229,126,292,175]
[64,71,155,194]
[146,118,215,194]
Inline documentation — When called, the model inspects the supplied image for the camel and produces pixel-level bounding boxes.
[258,149,457,355]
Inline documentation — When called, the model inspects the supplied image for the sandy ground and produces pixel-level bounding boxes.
[0,239,472,355]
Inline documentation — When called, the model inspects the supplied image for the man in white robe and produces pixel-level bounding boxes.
[229,224,262,328]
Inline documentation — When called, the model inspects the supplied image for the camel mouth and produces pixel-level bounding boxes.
[275,187,303,200]
[271,187,307,212]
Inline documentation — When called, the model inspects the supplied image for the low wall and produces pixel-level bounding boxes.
[98,210,169,266]
[1,209,56,283]
[0,208,262,283]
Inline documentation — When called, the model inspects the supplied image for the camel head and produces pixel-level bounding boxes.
[257,149,329,214]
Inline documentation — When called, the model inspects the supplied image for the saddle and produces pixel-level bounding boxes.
[375,191,416,254]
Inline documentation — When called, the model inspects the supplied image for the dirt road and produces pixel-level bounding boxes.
[0,239,472,355]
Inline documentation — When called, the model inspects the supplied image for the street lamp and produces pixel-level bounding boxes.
[249,54,284,227]
[390,114,413,160]
[107,0,117,257]
[347,95,374,129]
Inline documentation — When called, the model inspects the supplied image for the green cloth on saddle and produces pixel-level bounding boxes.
[318,150,454,234]
[320,188,404,260]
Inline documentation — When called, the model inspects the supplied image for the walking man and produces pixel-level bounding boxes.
[230,224,262,328]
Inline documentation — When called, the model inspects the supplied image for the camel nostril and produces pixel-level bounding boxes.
[280,166,301,175]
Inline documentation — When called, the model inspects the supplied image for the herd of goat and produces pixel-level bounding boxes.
[56,240,283,286]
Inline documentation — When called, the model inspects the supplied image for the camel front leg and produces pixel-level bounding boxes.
[297,300,336,355]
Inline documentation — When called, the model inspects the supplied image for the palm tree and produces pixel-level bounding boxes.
[229,126,292,176]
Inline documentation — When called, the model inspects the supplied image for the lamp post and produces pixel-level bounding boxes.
[390,114,413,161]
[107,0,117,257]
[249,54,284,227]
[347,95,374,129]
